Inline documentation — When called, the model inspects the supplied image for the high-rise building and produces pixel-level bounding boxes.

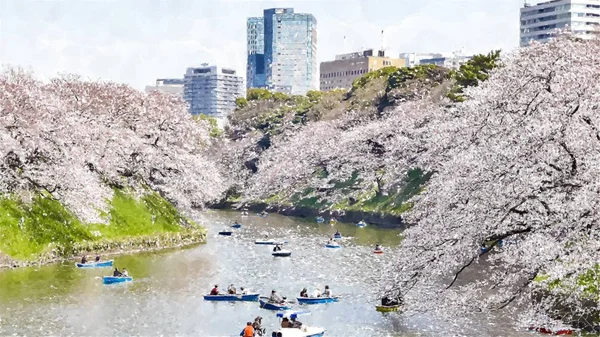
[145,78,185,96]
[246,8,317,95]
[520,0,600,46]
[320,49,406,91]
[183,64,244,120]
[247,17,266,89]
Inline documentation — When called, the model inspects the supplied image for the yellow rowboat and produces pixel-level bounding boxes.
[375,305,400,312]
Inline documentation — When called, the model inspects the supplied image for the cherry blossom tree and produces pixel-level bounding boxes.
[382,35,600,330]
[0,68,226,223]
[241,103,439,207]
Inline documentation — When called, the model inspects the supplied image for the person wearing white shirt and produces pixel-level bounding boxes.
[322,285,331,297]
[121,268,129,277]
[312,288,321,298]
[240,287,249,295]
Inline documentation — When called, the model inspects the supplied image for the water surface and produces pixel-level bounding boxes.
[0,211,529,336]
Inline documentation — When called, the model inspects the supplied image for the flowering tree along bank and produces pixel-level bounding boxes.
[381,36,600,331]
[0,69,226,223]
[0,69,223,261]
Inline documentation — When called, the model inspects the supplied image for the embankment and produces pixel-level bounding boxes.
[0,188,206,268]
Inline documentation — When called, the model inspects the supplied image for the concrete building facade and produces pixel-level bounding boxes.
[520,0,600,46]
[246,8,318,95]
[399,52,444,67]
[419,55,473,69]
[319,49,405,91]
[183,65,244,120]
[144,78,184,96]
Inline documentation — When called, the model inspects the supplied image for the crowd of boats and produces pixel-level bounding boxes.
[73,211,395,336]
[211,212,393,336]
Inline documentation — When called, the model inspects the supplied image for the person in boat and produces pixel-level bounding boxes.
[375,244,382,251]
[290,317,302,329]
[334,230,341,237]
[95,255,100,262]
[273,244,282,252]
[210,284,219,295]
[381,295,402,306]
[327,238,334,245]
[240,322,254,337]
[228,284,237,294]
[280,317,292,328]
[322,285,331,297]
[81,255,88,264]
[252,316,264,336]
[113,268,122,277]
[299,288,308,298]
[312,288,322,298]
[121,268,129,277]
[269,290,284,303]
[240,287,249,295]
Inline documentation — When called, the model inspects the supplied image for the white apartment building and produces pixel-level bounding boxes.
[144,79,184,96]
[399,53,443,67]
[183,64,244,120]
[520,0,600,46]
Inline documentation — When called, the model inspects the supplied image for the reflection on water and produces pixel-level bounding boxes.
[0,211,528,336]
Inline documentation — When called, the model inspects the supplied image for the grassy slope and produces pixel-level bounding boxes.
[0,188,202,261]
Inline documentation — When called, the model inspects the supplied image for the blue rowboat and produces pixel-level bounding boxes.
[297,297,338,305]
[218,231,233,236]
[255,239,287,245]
[75,260,113,268]
[203,293,260,302]
[356,221,367,228]
[324,244,341,249]
[103,276,133,285]
[316,216,325,223]
[260,298,291,311]
[231,223,242,229]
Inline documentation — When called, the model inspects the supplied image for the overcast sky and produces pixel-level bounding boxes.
[0,0,525,89]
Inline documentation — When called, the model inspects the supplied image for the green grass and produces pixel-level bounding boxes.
[0,193,92,260]
[0,188,200,261]
[90,188,184,238]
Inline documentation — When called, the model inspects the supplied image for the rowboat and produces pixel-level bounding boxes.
[373,250,383,254]
[274,311,325,336]
[259,298,291,311]
[375,305,399,312]
[203,293,259,302]
[103,276,133,285]
[271,328,325,337]
[316,216,325,223]
[231,223,242,229]
[356,221,367,228]
[324,244,341,249]
[273,250,292,257]
[218,231,233,236]
[75,260,113,268]
[255,239,287,245]
[297,297,338,305]
[528,327,573,335]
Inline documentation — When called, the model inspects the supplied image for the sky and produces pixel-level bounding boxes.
[0,0,525,90]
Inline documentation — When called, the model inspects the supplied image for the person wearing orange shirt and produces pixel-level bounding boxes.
[240,322,254,337]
